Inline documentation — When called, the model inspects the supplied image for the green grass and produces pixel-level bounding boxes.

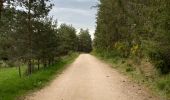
[156,75,170,99]
[0,53,79,100]
[92,51,170,100]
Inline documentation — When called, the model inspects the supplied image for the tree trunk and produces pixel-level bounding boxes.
[18,65,21,78]
[44,63,47,68]
[32,59,35,71]
[37,59,40,70]
[0,0,3,19]
[43,59,47,68]
[27,0,32,74]
[52,58,54,66]
[28,60,32,75]
[48,59,51,66]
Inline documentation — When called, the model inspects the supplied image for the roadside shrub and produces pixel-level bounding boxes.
[149,48,170,74]
[94,48,121,59]
[126,67,134,72]
[121,60,125,64]
[157,76,170,95]
[115,42,130,58]
[126,63,134,72]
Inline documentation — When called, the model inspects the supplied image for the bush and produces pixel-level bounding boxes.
[126,63,134,72]
[149,48,170,74]
[157,76,170,95]
[94,48,121,59]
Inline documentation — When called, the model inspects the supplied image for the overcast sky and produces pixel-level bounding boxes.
[49,0,98,39]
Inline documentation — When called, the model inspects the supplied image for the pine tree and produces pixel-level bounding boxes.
[78,29,92,53]
[57,24,78,55]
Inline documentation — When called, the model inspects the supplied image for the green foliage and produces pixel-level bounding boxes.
[32,18,58,66]
[93,49,119,59]
[78,29,92,53]
[156,75,170,98]
[157,80,170,94]
[126,67,134,72]
[126,64,134,72]
[149,48,170,74]
[0,0,54,73]
[94,0,170,74]
[57,24,78,55]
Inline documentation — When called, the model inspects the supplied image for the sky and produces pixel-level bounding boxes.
[49,0,98,39]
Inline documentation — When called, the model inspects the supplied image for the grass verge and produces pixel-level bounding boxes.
[92,51,170,100]
[0,53,79,100]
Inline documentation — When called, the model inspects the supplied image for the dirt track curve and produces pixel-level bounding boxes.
[25,54,160,100]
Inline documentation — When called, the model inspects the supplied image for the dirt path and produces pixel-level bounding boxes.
[25,54,160,100]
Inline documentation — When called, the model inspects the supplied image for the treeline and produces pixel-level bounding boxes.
[0,0,92,75]
[94,0,170,74]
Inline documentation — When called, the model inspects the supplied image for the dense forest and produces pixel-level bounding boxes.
[0,0,92,75]
[94,0,170,74]
[93,0,170,98]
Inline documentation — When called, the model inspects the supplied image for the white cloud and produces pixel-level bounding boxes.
[51,7,93,17]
